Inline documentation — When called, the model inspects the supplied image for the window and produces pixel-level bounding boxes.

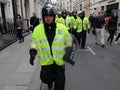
[80,4,82,10]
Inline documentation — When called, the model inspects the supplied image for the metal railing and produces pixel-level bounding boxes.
[0,18,30,51]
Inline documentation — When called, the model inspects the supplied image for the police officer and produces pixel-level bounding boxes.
[29,5,74,90]
[55,11,63,24]
[61,10,71,32]
[76,10,90,49]
[70,10,78,35]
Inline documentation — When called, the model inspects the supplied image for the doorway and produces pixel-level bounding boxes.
[1,3,7,33]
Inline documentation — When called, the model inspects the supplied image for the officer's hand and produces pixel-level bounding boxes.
[29,48,37,66]
[29,56,35,65]
[69,59,75,66]
[63,54,75,66]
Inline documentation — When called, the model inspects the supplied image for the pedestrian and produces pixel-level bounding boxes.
[30,12,39,32]
[29,5,74,90]
[107,11,118,45]
[16,14,24,43]
[89,14,93,33]
[115,23,120,44]
[115,32,120,44]
[95,11,105,48]
[75,10,90,49]
[105,14,111,32]
[91,13,97,35]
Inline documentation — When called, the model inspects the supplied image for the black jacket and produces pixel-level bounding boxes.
[96,16,105,28]
[30,16,39,28]
[44,23,56,56]
[108,17,118,31]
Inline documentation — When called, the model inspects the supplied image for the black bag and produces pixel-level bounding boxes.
[29,26,34,31]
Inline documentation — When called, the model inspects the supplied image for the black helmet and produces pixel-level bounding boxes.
[41,5,55,23]
[72,10,77,14]
[62,10,67,15]
[78,10,85,16]
[42,5,55,17]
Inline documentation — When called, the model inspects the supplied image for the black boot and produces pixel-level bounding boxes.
[22,38,24,42]
[48,83,52,89]
[19,40,22,43]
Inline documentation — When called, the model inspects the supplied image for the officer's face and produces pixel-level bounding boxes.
[44,15,54,24]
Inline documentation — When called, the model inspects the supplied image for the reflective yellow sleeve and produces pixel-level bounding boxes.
[30,28,37,49]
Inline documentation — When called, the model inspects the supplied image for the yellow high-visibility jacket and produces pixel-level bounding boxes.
[76,17,90,33]
[30,23,72,66]
[61,16,71,30]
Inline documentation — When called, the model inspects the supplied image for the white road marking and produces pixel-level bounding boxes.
[87,46,96,55]
[77,49,90,52]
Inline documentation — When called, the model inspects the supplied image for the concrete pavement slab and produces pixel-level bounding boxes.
[3,72,33,86]
[0,34,39,90]
[16,62,36,73]
[0,64,19,72]
[0,72,8,85]
[2,85,28,90]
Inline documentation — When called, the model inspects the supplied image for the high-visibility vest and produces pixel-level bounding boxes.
[30,23,72,66]
[61,16,71,30]
[76,17,90,33]
[55,17,64,24]
[70,16,78,29]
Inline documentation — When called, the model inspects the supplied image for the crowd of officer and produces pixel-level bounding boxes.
[55,10,90,49]
[29,4,119,90]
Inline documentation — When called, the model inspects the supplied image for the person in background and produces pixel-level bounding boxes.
[115,30,120,44]
[16,14,24,43]
[29,5,74,90]
[91,13,97,35]
[55,11,63,24]
[115,23,120,44]
[75,10,90,49]
[107,11,118,45]
[61,10,71,32]
[70,10,77,35]
[105,14,111,32]
[89,14,93,33]
[95,11,105,48]
[30,12,39,32]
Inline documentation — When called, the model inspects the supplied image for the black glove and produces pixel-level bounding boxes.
[29,48,37,65]
[63,54,75,65]
[63,46,75,66]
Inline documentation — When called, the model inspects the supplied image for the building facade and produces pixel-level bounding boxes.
[86,0,120,16]
[0,0,47,34]
[73,0,84,13]
[55,0,74,12]
[0,0,14,20]
[0,0,47,21]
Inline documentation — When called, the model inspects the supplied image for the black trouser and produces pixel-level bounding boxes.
[17,29,24,41]
[76,30,87,48]
[40,63,65,90]
[107,30,115,43]
[115,33,120,41]
[81,30,87,48]
[75,32,81,45]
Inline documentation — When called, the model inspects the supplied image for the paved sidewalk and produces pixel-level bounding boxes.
[0,34,38,90]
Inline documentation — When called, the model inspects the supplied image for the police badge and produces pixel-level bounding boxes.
[58,30,62,34]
